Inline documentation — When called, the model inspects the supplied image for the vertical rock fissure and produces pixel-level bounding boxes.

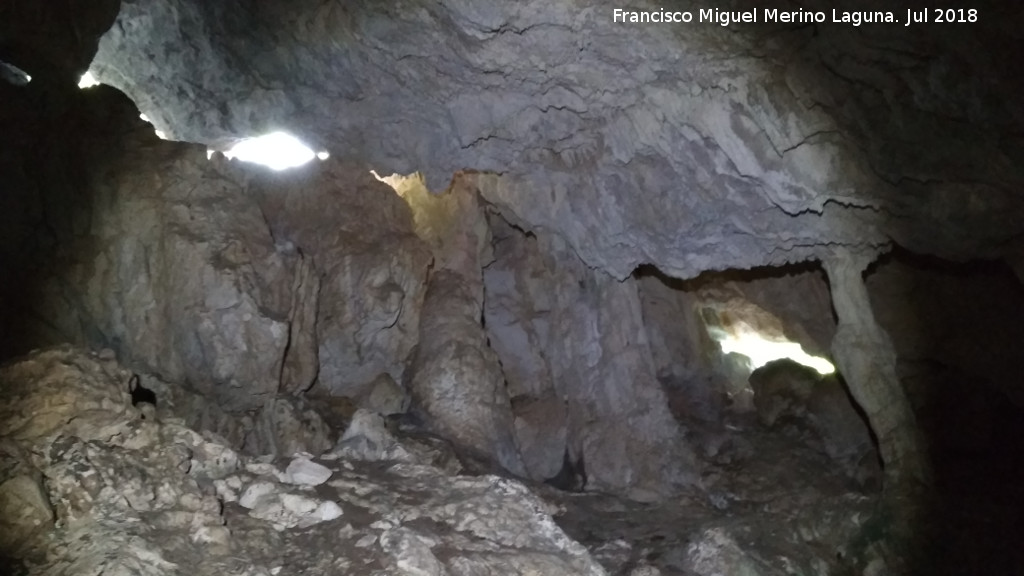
[279,250,320,395]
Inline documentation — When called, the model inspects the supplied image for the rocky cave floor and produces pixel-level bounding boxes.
[0,345,929,576]
[544,422,878,576]
[4,346,1024,576]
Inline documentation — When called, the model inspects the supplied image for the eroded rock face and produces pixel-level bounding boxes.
[402,176,527,477]
[86,0,1024,282]
[0,346,607,576]
[484,216,700,498]
[249,168,432,398]
[61,145,296,413]
[0,444,53,556]
[749,359,880,486]
[1,85,430,416]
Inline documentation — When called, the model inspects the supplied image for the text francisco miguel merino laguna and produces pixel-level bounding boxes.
[612,7,978,26]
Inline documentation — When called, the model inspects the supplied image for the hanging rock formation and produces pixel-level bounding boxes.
[84,0,1024,282]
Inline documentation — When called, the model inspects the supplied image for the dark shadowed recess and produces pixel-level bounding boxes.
[864,246,1024,574]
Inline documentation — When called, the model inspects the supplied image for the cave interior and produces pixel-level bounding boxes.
[2,1,1024,575]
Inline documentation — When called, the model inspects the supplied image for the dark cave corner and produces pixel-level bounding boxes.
[861,246,1024,573]
[0,67,148,362]
[631,253,1024,572]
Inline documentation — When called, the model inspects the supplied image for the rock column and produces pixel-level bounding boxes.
[398,174,526,476]
[822,248,929,492]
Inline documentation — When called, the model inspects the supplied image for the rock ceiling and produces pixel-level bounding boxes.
[74,0,1024,280]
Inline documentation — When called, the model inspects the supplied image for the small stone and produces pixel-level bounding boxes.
[239,481,277,509]
[313,500,343,522]
[285,457,333,486]
[246,461,287,481]
[356,534,378,548]
[362,373,410,416]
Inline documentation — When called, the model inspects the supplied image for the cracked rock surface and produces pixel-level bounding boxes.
[1,84,430,417]
[87,0,1024,279]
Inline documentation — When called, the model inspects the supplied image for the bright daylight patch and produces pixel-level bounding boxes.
[137,113,168,140]
[0,61,31,85]
[78,72,100,89]
[718,333,835,375]
[220,132,328,171]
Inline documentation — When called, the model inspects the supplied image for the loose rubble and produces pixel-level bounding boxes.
[0,347,607,575]
[1,346,894,575]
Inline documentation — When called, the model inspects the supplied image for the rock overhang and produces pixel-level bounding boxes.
[64,0,1024,278]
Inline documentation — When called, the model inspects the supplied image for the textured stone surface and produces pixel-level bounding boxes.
[361,372,411,416]
[132,372,253,451]
[243,396,332,457]
[86,0,1024,283]
[329,409,462,474]
[1,85,430,416]
[5,1,1024,573]
[399,175,527,477]
[0,346,134,446]
[750,359,879,485]
[750,360,819,428]
[0,442,53,555]
[0,346,609,576]
[824,249,929,491]
[484,216,700,497]
[250,168,432,397]
[280,455,331,485]
[686,527,769,576]
[70,148,294,412]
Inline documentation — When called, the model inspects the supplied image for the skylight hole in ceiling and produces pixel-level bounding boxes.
[212,132,329,171]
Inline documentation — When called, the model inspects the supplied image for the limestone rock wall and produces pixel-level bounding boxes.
[248,167,433,398]
[399,174,527,477]
[634,265,836,421]
[635,271,732,424]
[49,145,295,413]
[0,86,431,416]
[484,215,699,498]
